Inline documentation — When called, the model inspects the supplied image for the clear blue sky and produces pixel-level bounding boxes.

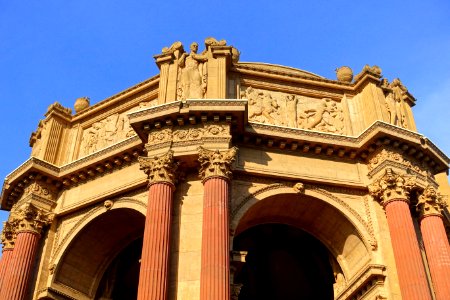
[1,1,449,247]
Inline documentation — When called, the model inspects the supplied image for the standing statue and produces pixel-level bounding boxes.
[178,42,208,99]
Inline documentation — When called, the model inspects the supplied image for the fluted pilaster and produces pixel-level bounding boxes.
[137,150,177,300]
[417,186,450,300]
[198,147,236,300]
[369,168,432,300]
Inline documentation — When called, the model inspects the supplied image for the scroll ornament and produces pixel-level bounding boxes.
[416,185,447,218]
[368,168,416,206]
[138,150,178,186]
[198,147,238,181]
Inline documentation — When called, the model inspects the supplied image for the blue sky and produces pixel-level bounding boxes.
[1,1,449,249]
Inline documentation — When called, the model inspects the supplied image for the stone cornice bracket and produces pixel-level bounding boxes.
[1,221,17,251]
[416,185,447,219]
[9,202,54,235]
[138,150,178,187]
[198,146,238,182]
[368,168,416,207]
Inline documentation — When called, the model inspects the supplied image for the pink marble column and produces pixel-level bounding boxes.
[0,231,40,300]
[137,151,177,300]
[369,168,432,300]
[418,186,450,300]
[198,147,237,300]
[0,248,13,294]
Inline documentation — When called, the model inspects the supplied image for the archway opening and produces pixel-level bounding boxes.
[233,223,334,300]
[54,208,145,298]
[95,237,142,299]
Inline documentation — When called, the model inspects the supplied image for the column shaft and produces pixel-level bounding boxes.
[0,232,40,300]
[137,182,174,300]
[385,200,432,300]
[420,215,450,300]
[0,249,13,294]
[200,177,230,300]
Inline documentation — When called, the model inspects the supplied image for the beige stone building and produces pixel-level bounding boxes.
[0,38,449,300]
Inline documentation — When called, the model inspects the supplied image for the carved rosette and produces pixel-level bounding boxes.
[138,150,178,186]
[198,146,237,182]
[416,186,447,218]
[9,203,54,235]
[1,221,17,250]
[368,168,416,206]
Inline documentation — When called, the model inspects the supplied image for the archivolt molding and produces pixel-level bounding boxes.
[50,197,146,269]
[230,182,377,251]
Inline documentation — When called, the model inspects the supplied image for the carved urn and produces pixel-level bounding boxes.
[74,97,90,113]
[335,66,353,83]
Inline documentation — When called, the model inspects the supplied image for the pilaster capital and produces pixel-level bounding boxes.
[9,202,54,235]
[138,150,178,186]
[198,146,238,182]
[368,168,416,206]
[1,221,17,251]
[416,185,447,219]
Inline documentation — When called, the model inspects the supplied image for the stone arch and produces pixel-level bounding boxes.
[231,185,373,280]
[50,198,146,298]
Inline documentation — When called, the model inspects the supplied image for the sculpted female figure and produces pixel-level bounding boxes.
[178,42,208,99]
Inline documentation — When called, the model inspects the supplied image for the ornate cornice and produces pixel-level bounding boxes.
[9,202,54,235]
[1,221,17,250]
[368,168,416,206]
[417,185,447,219]
[138,150,178,186]
[198,146,238,182]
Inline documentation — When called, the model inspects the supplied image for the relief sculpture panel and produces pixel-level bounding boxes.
[241,87,345,134]
[79,101,156,157]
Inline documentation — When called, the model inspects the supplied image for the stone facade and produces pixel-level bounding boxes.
[1,37,450,300]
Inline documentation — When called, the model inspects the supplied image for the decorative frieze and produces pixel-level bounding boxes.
[416,185,447,218]
[138,150,178,186]
[8,202,54,235]
[368,168,416,205]
[198,147,237,181]
[241,86,345,134]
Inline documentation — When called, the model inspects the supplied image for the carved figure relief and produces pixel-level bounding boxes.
[80,110,137,157]
[383,78,408,128]
[177,42,208,100]
[241,87,345,134]
[30,120,48,157]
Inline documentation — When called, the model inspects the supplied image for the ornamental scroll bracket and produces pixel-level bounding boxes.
[198,146,238,182]
[138,150,179,186]
[368,168,417,207]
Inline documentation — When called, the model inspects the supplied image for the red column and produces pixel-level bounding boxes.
[369,168,432,300]
[418,186,450,300]
[137,151,177,300]
[198,147,237,300]
[200,177,230,300]
[0,231,40,300]
[137,182,174,300]
[384,199,432,300]
[0,248,13,294]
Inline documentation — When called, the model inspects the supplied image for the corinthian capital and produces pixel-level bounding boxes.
[138,150,178,186]
[1,221,17,250]
[368,168,416,206]
[417,185,447,218]
[198,147,238,182]
[9,202,54,235]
